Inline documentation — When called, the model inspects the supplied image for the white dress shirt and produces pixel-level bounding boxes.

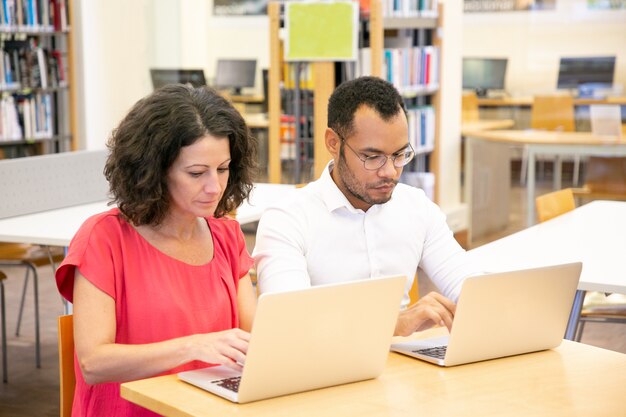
[253,162,480,308]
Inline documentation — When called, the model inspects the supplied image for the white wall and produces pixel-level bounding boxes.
[462,0,626,95]
[73,0,154,150]
[74,0,463,214]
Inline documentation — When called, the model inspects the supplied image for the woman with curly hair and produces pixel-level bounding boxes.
[55,84,258,416]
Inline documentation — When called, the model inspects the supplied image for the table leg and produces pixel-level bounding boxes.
[526,149,536,226]
[565,289,585,341]
[553,155,562,190]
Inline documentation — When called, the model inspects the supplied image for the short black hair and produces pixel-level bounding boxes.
[104,84,257,226]
[327,76,407,138]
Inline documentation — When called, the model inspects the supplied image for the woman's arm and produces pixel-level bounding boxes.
[73,269,250,385]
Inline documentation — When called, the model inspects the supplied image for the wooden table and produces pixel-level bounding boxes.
[477,96,626,107]
[0,183,296,246]
[464,129,626,237]
[461,119,515,136]
[121,327,626,417]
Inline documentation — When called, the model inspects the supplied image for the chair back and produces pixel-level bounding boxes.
[583,156,626,196]
[531,95,575,132]
[461,92,480,123]
[535,188,576,223]
[58,315,75,417]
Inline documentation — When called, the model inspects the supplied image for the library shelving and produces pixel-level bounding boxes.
[267,0,442,194]
[367,0,442,202]
[0,0,74,159]
[268,1,334,184]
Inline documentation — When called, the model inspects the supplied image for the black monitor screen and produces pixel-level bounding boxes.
[557,56,615,89]
[215,59,257,95]
[150,69,207,90]
[462,58,508,95]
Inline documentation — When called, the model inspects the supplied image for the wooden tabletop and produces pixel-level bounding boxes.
[461,119,515,136]
[477,96,626,107]
[464,129,626,146]
[121,328,626,417]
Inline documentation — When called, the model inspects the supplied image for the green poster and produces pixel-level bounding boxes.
[285,1,358,61]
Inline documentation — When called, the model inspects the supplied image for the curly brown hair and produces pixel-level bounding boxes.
[104,84,257,226]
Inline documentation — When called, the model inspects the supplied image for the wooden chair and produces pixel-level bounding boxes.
[535,188,576,223]
[0,243,65,368]
[535,189,626,341]
[58,315,75,417]
[573,156,626,202]
[1,270,7,383]
[461,92,480,123]
[522,95,579,185]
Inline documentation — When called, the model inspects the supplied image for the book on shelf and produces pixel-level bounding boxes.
[407,105,435,154]
[0,0,68,31]
[2,39,64,89]
[380,46,439,93]
[381,0,438,17]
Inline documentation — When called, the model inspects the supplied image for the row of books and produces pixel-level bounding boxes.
[282,62,315,90]
[383,46,439,94]
[381,0,438,17]
[407,105,435,154]
[0,92,54,141]
[358,0,438,17]
[1,40,66,89]
[0,0,68,32]
[356,46,439,93]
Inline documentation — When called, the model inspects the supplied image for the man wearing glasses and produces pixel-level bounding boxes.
[253,76,479,336]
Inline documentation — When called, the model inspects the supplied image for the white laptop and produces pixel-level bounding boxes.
[178,275,406,403]
[391,262,581,367]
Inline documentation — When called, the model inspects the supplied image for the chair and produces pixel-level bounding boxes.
[535,189,626,341]
[408,273,420,306]
[0,243,65,369]
[461,92,480,123]
[573,156,626,202]
[58,315,75,417]
[535,188,576,223]
[521,95,579,185]
[1,270,7,383]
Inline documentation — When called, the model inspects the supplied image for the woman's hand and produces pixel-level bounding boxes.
[190,328,251,371]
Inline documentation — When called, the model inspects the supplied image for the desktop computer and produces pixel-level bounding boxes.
[214,59,257,96]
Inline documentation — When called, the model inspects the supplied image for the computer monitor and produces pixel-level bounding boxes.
[214,59,257,95]
[150,69,207,90]
[557,56,615,94]
[462,58,508,97]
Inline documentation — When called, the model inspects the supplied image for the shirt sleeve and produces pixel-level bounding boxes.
[55,213,120,303]
[418,199,482,302]
[252,203,312,294]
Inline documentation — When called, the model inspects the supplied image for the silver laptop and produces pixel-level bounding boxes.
[178,275,406,403]
[391,262,581,366]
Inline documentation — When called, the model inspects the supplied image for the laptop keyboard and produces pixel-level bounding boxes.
[212,376,241,393]
[412,345,447,359]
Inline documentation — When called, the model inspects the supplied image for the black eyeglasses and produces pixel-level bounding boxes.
[339,136,415,171]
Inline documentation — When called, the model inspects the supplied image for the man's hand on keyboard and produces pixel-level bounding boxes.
[394,291,456,336]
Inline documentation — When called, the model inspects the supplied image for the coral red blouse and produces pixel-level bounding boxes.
[56,208,253,417]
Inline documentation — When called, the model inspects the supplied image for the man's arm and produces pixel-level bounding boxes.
[253,205,311,294]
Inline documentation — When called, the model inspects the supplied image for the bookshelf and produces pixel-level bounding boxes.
[0,0,74,160]
[268,2,334,184]
[366,0,442,202]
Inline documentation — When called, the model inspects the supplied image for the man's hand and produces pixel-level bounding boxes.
[394,292,456,336]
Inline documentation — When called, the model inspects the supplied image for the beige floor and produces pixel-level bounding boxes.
[1,180,625,417]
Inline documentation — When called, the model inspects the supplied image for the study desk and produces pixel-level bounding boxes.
[460,119,514,136]
[120,327,626,417]
[464,129,626,235]
[242,113,269,129]
[477,96,626,107]
[468,200,626,339]
[0,183,296,246]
